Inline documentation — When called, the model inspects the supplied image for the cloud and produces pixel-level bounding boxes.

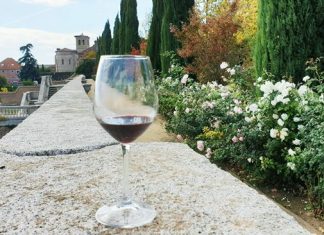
[0,27,95,64]
[20,0,75,7]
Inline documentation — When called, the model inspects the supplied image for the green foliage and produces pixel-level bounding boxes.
[111,14,120,54]
[147,0,164,71]
[0,76,8,88]
[255,0,324,82]
[76,59,96,78]
[22,80,34,86]
[158,60,324,215]
[18,43,39,81]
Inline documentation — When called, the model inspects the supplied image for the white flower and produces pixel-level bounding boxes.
[247,158,252,163]
[181,74,189,84]
[212,120,221,129]
[320,94,324,103]
[197,140,204,151]
[176,134,183,141]
[277,118,285,126]
[270,129,278,138]
[281,113,288,121]
[298,125,304,130]
[245,117,252,123]
[228,68,236,75]
[257,77,262,82]
[287,162,296,171]
[206,148,212,158]
[233,106,243,114]
[220,62,229,69]
[220,92,230,99]
[293,117,301,122]
[232,136,239,143]
[248,103,258,113]
[173,111,178,116]
[279,128,289,141]
[292,139,301,145]
[302,75,310,82]
[288,148,296,156]
[273,114,279,119]
[260,81,274,97]
[298,85,308,96]
[185,108,190,113]
[234,99,241,105]
[239,136,244,142]
[271,99,278,106]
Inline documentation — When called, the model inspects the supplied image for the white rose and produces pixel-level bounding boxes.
[292,139,301,145]
[288,148,296,156]
[302,75,310,82]
[197,140,204,151]
[270,129,278,138]
[220,62,229,69]
[273,114,279,119]
[277,119,285,126]
[281,113,288,121]
[287,162,296,171]
[293,117,301,122]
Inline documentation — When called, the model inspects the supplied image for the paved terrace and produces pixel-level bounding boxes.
[0,76,313,234]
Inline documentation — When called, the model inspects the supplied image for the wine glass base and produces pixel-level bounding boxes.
[95,201,157,228]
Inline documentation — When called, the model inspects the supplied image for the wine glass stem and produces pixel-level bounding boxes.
[121,144,131,205]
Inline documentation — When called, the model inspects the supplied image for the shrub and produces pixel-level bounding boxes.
[158,59,324,214]
[174,4,243,83]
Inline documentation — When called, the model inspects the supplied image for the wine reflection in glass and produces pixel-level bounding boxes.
[93,55,158,228]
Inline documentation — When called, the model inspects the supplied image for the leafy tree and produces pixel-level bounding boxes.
[0,76,8,88]
[255,0,324,82]
[18,43,39,81]
[147,0,164,71]
[174,3,242,83]
[111,14,121,54]
[76,59,96,78]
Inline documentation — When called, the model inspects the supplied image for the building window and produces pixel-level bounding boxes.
[69,58,71,65]
[82,39,85,45]
[62,59,64,65]
[78,40,81,45]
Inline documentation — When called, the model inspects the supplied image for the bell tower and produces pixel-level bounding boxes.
[75,33,90,53]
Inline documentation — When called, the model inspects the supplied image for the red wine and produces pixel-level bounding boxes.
[99,116,153,143]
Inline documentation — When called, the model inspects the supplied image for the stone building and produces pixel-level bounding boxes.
[55,34,95,73]
[0,58,21,84]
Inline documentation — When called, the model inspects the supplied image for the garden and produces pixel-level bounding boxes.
[152,0,323,224]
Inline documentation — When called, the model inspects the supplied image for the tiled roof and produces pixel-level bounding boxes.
[56,48,77,52]
[0,58,21,70]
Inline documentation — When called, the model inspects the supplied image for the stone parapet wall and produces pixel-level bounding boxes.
[0,76,313,234]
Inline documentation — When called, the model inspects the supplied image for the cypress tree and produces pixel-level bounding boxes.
[124,0,140,53]
[174,0,194,27]
[159,0,194,74]
[147,0,164,71]
[160,0,178,74]
[255,0,324,82]
[112,14,120,54]
[119,0,127,54]
[101,20,112,55]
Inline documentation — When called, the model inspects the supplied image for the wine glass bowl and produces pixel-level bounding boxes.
[93,55,158,228]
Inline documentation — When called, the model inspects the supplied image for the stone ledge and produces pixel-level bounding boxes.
[0,143,310,234]
[0,76,116,156]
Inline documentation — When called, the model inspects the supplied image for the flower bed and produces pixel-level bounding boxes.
[157,58,324,218]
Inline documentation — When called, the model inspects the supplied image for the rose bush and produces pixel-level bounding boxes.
[157,59,324,217]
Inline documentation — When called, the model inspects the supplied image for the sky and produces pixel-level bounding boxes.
[0,0,152,65]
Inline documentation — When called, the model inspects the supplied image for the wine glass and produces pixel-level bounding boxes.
[93,55,158,228]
